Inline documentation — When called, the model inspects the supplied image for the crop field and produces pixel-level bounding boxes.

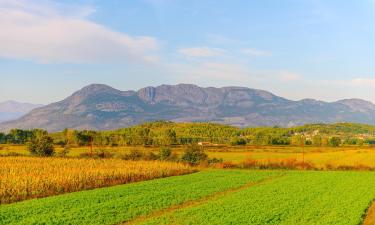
[0,170,278,224]
[0,157,194,204]
[1,169,375,225]
[2,144,375,169]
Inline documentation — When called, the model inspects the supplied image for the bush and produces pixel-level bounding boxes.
[207,157,223,164]
[159,147,172,161]
[230,137,247,146]
[122,149,144,161]
[181,145,207,165]
[329,137,341,147]
[27,135,55,156]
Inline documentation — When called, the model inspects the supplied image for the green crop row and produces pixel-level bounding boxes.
[0,170,278,225]
[140,171,375,225]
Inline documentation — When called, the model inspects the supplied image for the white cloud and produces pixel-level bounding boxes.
[241,48,272,57]
[0,0,159,63]
[178,47,225,58]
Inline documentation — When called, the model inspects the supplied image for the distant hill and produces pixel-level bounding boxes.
[0,101,43,123]
[1,83,375,132]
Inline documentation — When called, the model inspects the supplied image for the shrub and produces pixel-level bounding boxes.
[207,157,223,164]
[122,149,144,161]
[181,145,207,165]
[230,137,247,146]
[329,137,341,147]
[159,147,172,161]
[27,135,55,156]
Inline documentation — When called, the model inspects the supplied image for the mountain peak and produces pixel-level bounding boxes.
[70,84,121,98]
[2,83,375,132]
[79,83,118,93]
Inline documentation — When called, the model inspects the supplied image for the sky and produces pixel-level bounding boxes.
[1,0,375,104]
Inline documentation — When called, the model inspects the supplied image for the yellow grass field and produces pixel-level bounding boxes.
[2,144,375,169]
[0,157,195,204]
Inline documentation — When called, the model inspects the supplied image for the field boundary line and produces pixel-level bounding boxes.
[122,173,286,225]
[362,200,375,225]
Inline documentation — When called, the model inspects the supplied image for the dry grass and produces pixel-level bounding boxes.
[0,157,195,204]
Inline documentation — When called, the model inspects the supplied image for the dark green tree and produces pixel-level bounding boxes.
[27,134,55,156]
[329,137,341,147]
[181,145,208,165]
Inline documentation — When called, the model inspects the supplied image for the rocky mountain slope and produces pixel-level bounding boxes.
[1,84,375,132]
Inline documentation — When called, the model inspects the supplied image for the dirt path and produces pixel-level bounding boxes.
[363,201,375,225]
[122,174,285,225]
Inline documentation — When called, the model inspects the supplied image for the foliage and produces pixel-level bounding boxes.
[27,133,55,156]
[122,149,144,161]
[181,144,208,165]
[329,137,342,147]
[140,171,375,225]
[159,147,172,160]
[0,170,276,224]
[4,121,375,147]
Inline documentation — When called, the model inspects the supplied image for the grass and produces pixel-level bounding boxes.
[0,157,194,204]
[138,171,375,225]
[2,169,375,225]
[3,144,375,169]
[0,170,278,225]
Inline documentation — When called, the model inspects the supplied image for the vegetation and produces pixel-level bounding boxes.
[2,170,375,225]
[0,170,277,224]
[181,145,208,165]
[0,157,194,204]
[3,121,375,148]
[137,171,375,225]
[27,131,55,156]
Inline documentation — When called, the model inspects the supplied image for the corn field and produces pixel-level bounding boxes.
[0,157,195,204]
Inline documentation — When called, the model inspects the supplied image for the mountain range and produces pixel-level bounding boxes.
[0,101,43,123]
[1,83,375,132]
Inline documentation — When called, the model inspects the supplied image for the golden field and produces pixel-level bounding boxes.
[0,157,195,204]
[2,144,375,169]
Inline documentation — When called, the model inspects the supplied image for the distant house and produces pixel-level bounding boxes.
[197,142,220,146]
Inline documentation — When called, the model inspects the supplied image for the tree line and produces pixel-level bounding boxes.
[1,121,375,147]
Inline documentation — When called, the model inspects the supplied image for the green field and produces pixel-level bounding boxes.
[0,170,277,225]
[1,169,375,225]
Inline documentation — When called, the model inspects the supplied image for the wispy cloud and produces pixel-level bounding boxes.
[178,47,225,58]
[0,0,159,64]
[241,48,272,57]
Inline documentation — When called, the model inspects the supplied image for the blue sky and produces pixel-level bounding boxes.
[1,0,375,104]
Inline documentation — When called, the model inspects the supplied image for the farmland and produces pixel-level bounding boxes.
[0,170,278,224]
[138,171,375,225]
[3,144,375,169]
[1,170,375,225]
[0,157,194,204]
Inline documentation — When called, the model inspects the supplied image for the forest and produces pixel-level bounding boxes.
[1,121,375,147]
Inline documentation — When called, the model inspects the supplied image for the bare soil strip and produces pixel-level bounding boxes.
[123,174,285,225]
[363,201,375,225]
